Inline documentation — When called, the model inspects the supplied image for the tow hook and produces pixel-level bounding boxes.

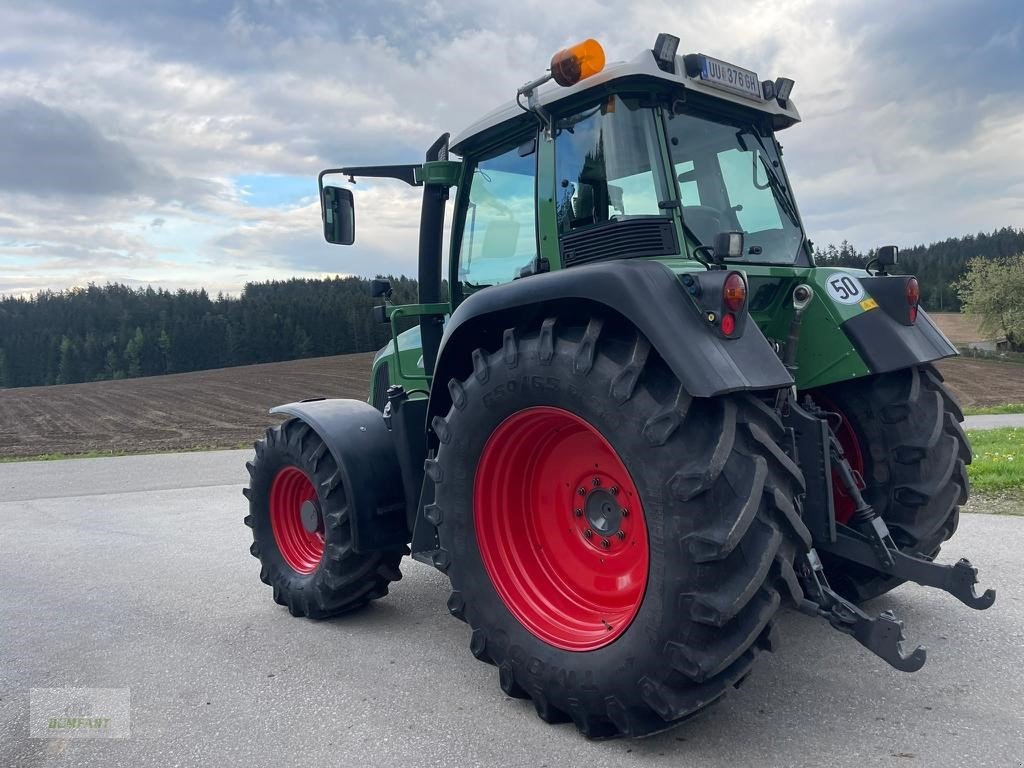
[826,523,996,611]
[797,550,928,673]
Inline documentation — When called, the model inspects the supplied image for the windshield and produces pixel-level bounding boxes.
[665,108,806,264]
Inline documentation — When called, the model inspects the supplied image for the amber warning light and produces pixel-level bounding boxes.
[518,38,606,104]
[517,39,606,134]
[550,39,606,87]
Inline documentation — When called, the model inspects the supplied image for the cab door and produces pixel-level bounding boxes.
[451,134,539,305]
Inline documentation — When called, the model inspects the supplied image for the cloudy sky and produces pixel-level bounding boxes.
[1,0,1021,295]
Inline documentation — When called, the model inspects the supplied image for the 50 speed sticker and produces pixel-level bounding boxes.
[825,273,865,304]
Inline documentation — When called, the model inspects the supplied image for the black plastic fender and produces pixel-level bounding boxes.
[842,306,956,374]
[427,259,793,426]
[269,399,409,552]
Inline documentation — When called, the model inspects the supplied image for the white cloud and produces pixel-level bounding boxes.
[0,0,1021,294]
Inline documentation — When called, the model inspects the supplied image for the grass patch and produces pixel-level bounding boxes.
[0,442,251,464]
[966,428,1024,493]
[963,403,1024,415]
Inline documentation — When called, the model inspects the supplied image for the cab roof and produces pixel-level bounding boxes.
[450,47,801,156]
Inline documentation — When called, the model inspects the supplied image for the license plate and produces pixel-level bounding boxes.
[697,55,763,101]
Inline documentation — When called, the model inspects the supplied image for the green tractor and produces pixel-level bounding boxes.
[243,34,995,738]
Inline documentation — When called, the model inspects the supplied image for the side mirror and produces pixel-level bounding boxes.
[715,231,745,261]
[877,245,899,267]
[370,278,393,299]
[321,185,355,245]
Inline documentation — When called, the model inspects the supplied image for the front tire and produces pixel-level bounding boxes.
[810,364,971,602]
[243,419,404,618]
[428,316,808,738]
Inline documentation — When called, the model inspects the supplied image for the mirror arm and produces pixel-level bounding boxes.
[318,164,423,194]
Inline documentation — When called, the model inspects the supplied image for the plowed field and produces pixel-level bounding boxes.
[1,351,1021,459]
[0,353,374,458]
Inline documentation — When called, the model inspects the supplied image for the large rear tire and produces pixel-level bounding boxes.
[243,419,404,618]
[809,364,971,603]
[428,316,808,738]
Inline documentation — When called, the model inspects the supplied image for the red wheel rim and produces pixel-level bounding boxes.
[819,397,865,525]
[474,406,649,651]
[270,466,324,574]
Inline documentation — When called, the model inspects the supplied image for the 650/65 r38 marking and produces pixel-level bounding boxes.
[427,315,807,738]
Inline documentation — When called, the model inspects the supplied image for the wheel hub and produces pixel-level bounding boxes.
[572,473,637,552]
[300,500,322,534]
[584,488,621,535]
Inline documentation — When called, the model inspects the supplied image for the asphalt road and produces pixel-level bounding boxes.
[1,450,1022,768]
[964,413,1024,430]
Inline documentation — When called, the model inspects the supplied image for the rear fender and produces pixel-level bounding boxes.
[270,399,409,552]
[426,259,793,429]
[843,275,956,373]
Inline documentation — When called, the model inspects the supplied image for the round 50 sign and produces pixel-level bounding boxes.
[825,273,865,305]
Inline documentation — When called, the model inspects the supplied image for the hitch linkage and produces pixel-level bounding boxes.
[775,287,995,671]
[782,394,996,673]
[797,550,927,672]
[828,521,996,611]
[804,395,996,612]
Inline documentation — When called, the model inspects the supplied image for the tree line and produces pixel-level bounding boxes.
[0,276,418,389]
[1,227,1021,388]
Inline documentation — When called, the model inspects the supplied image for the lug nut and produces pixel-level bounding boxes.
[592,477,601,487]
[577,487,586,496]
[600,538,611,549]
[583,529,593,539]
[574,508,583,517]
[617,530,626,540]
[610,486,619,495]
[621,508,629,517]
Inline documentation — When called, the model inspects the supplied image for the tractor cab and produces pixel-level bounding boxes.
[447,37,809,298]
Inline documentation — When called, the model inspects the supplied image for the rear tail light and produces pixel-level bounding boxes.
[723,272,746,311]
[719,272,746,337]
[683,270,747,338]
[906,277,919,323]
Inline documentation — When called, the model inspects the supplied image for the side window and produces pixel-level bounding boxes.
[458,142,537,287]
[716,148,783,233]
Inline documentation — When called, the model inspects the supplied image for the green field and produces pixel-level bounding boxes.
[966,428,1023,495]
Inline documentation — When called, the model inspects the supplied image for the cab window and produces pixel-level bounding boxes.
[554,95,671,234]
[458,141,537,287]
[716,148,784,233]
[665,108,804,263]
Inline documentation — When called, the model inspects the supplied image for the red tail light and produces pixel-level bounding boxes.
[906,277,919,323]
[721,313,737,336]
[723,272,746,312]
[906,277,920,305]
